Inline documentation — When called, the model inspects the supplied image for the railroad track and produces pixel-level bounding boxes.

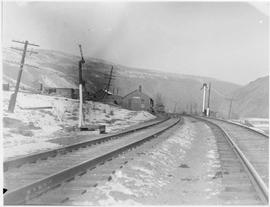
[192,116,269,204]
[207,116,269,137]
[4,117,181,205]
[4,117,168,171]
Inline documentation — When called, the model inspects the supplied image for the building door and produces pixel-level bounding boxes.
[131,97,141,110]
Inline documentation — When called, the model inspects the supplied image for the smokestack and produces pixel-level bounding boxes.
[139,85,142,92]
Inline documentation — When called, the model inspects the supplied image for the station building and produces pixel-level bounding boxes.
[121,85,154,112]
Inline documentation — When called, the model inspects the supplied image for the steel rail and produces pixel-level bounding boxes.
[4,117,169,171]
[200,116,269,138]
[4,118,181,205]
[193,116,269,204]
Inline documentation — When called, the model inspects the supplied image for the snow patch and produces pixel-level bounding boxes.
[2,91,156,159]
[83,122,196,203]
[131,166,154,176]
[4,140,59,158]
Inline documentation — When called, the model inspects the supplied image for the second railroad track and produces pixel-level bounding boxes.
[193,116,268,204]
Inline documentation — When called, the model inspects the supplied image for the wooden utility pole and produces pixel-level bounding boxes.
[106,66,113,93]
[8,40,39,113]
[228,98,233,120]
[78,44,85,128]
[227,98,234,120]
[225,97,238,120]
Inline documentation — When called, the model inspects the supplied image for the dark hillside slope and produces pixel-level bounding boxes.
[230,76,269,118]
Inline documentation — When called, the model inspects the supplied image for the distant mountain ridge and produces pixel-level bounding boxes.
[2,48,268,118]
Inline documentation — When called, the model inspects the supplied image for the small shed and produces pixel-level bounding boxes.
[122,85,154,112]
[43,87,79,99]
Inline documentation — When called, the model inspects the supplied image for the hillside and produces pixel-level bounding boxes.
[230,76,269,118]
[113,67,241,117]
[3,47,267,118]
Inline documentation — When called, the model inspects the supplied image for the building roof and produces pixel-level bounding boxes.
[122,89,152,99]
[122,89,138,98]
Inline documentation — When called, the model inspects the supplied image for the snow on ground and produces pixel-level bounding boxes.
[69,118,222,205]
[2,91,156,159]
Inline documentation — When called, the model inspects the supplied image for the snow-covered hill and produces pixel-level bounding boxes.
[2,48,79,90]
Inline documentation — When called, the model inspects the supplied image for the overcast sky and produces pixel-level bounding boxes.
[2,1,269,85]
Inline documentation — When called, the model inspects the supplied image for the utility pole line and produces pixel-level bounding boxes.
[4,60,39,69]
[8,40,39,113]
